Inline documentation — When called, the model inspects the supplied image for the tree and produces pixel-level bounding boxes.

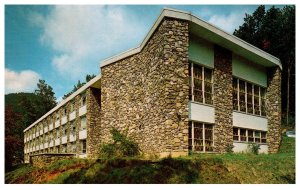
[234,5,295,126]
[5,106,23,170]
[63,74,96,99]
[34,79,57,113]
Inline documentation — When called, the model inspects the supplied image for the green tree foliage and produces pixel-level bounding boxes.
[63,74,96,99]
[5,106,23,170]
[34,79,57,113]
[100,128,140,158]
[5,80,57,170]
[234,5,295,125]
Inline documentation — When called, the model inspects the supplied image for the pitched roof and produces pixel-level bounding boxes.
[23,74,101,132]
[100,8,281,69]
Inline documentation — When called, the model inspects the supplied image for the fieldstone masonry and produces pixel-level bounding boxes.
[213,45,233,153]
[266,67,282,153]
[101,18,190,157]
[25,13,283,164]
[30,153,75,168]
[86,88,101,158]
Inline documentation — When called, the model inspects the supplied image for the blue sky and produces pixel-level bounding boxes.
[5,5,285,101]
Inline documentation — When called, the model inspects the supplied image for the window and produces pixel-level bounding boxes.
[56,112,60,121]
[233,128,239,141]
[232,127,267,144]
[62,107,67,116]
[56,146,60,153]
[70,121,76,135]
[62,125,67,136]
[81,93,86,107]
[56,129,60,139]
[188,122,214,152]
[81,140,86,154]
[72,143,77,153]
[80,116,87,130]
[49,132,53,141]
[261,132,267,143]
[62,145,67,153]
[233,78,266,116]
[189,62,213,105]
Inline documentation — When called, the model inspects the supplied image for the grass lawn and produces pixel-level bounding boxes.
[5,136,295,184]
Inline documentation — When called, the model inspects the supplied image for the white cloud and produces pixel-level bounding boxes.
[208,11,247,33]
[5,69,40,94]
[29,5,144,79]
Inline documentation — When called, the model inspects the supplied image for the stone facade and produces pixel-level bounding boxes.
[30,153,75,167]
[24,10,283,162]
[86,88,102,158]
[23,87,99,163]
[101,18,190,157]
[266,67,282,153]
[213,45,233,153]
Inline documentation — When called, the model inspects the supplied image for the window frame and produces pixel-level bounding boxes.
[189,121,214,153]
[233,77,266,117]
[189,62,214,105]
[232,127,267,144]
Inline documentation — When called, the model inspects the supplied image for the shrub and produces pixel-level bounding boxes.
[100,128,140,158]
[248,143,260,155]
[225,144,234,153]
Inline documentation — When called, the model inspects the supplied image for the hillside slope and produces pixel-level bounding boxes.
[5,136,295,184]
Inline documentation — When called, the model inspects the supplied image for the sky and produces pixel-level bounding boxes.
[5,5,285,101]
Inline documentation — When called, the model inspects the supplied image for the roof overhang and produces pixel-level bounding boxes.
[100,8,281,70]
[23,74,101,132]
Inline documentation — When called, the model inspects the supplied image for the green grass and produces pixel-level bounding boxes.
[5,136,295,184]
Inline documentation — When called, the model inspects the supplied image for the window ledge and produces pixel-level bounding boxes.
[233,110,267,119]
[233,141,268,145]
[189,101,214,108]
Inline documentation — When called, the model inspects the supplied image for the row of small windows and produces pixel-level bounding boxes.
[25,116,86,145]
[188,62,266,117]
[233,127,267,144]
[233,78,266,116]
[26,140,86,154]
[25,92,86,139]
[188,122,267,153]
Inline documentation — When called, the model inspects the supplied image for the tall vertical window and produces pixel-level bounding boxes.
[188,122,214,152]
[232,78,266,116]
[62,125,67,136]
[81,140,86,154]
[189,62,213,105]
[70,121,76,135]
[80,116,87,130]
[81,93,86,107]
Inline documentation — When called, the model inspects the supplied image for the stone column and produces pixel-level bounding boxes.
[213,45,233,153]
[86,87,101,158]
[266,67,281,153]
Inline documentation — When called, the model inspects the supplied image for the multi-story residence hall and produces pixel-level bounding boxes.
[24,8,282,162]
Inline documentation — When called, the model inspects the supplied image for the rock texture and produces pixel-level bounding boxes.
[100,18,190,157]
[86,88,102,158]
[213,45,233,153]
[30,153,75,167]
[266,67,281,153]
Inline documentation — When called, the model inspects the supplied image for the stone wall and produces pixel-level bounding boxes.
[266,67,282,153]
[213,45,233,153]
[100,18,190,157]
[30,153,75,168]
[86,87,102,158]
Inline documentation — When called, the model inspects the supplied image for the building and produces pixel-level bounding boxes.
[24,8,281,163]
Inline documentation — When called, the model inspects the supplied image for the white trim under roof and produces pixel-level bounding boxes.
[100,8,281,69]
[23,74,101,132]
